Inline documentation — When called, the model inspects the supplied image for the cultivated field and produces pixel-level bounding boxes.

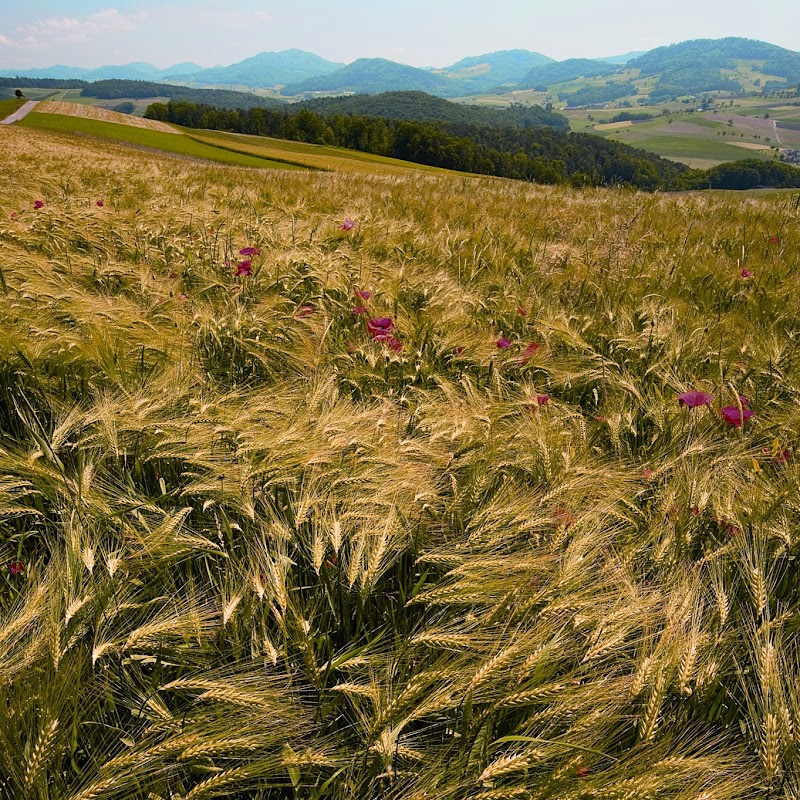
[19,103,458,177]
[2,121,800,800]
[36,100,181,133]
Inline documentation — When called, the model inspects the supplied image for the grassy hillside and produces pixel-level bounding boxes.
[2,119,800,799]
[16,104,461,176]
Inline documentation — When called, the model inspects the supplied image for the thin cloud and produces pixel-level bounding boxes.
[21,9,142,47]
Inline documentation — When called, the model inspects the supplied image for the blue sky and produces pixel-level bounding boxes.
[1,1,798,69]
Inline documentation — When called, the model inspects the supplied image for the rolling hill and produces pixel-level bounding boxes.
[295,91,569,129]
[281,58,457,97]
[174,49,344,87]
[514,58,620,91]
[434,49,555,93]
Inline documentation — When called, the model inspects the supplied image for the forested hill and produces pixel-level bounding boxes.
[626,38,793,99]
[514,59,618,90]
[146,100,686,189]
[296,92,569,130]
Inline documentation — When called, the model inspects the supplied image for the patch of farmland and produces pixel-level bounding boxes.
[37,100,180,133]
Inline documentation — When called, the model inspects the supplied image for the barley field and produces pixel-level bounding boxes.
[1,122,800,799]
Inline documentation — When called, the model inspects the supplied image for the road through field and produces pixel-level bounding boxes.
[1,100,39,124]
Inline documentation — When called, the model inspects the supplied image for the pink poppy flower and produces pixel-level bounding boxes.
[691,506,700,516]
[738,395,752,407]
[341,219,356,231]
[178,293,188,301]
[520,342,540,363]
[96,200,104,207]
[642,468,654,481]
[353,305,367,315]
[496,338,512,349]
[721,406,754,426]
[367,317,394,337]
[235,260,252,277]
[769,235,779,245]
[577,767,591,778]
[9,561,24,575]
[33,200,44,210]
[678,391,713,408]
[535,394,550,406]
[239,247,261,256]
[9,212,17,220]
[354,289,372,301]
[296,304,316,318]
[374,332,402,351]
[741,268,754,278]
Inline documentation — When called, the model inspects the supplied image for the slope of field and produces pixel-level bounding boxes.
[36,100,179,132]
[18,110,306,170]
[2,122,800,800]
[18,107,462,176]
[186,129,463,175]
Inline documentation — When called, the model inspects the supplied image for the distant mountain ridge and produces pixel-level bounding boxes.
[4,38,800,102]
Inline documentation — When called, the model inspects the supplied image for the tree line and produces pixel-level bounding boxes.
[145,100,686,190]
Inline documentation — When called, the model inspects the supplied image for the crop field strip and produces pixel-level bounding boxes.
[17,102,460,177]
[2,120,800,800]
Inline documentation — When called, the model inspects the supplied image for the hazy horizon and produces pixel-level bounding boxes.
[1,0,799,72]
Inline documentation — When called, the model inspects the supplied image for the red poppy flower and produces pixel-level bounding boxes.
[8,562,24,575]
[9,212,17,220]
[517,305,527,316]
[33,200,44,210]
[738,395,751,407]
[341,219,356,231]
[496,338,512,349]
[455,346,465,355]
[354,289,372,301]
[535,394,550,406]
[239,247,261,256]
[96,200,104,207]
[642,468,654,480]
[678,391,713,408]
[235,260,252,277]
[741,268,754,278]
[577,767,591,778]
[296,304,316,318]
[769,235,779,245]
[353,305,367,314]
[721,406,754,426]
[367,317,394,337]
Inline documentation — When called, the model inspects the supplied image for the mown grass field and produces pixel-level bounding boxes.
[2,120,800,800]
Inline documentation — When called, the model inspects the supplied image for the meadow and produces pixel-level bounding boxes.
[1,119,800,800]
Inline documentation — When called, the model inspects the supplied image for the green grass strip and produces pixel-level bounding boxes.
[18,111,306,171]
